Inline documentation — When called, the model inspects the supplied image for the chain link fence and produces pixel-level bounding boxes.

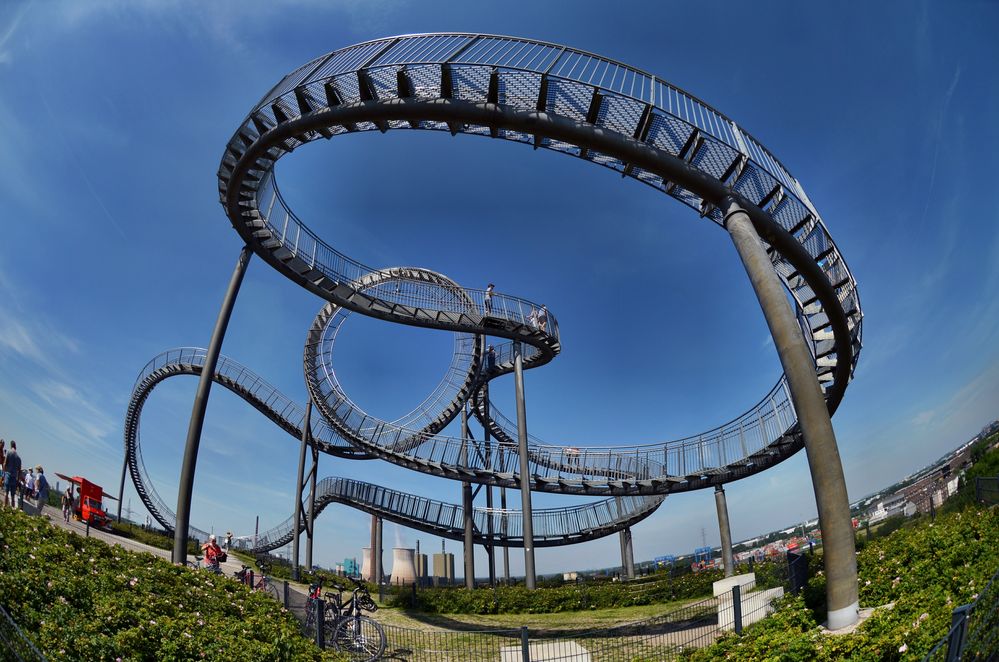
[975,477,999,507]
[922,566,999,662]
[0,605,46,662]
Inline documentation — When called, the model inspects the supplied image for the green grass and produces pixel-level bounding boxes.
[377,597,712,631]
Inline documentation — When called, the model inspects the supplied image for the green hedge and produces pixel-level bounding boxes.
[385,567,754,614]
[682,503,999,660]
[0,507,341,660]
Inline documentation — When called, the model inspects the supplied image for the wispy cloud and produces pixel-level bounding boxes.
[919,66,961,228]
[0,1,32,66]
[0,263,114,454]
[38,0,406,52]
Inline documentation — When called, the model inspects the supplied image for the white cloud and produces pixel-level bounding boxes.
[912,410,935,426]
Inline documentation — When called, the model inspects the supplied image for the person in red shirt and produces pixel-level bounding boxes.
[201,535,224,573]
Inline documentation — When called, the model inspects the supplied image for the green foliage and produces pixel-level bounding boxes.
[0,508,341,660]
[384,567,761,614]
[942,441,999,514]
[681,503,999,660]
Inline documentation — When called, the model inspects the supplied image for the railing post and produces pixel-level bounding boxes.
[283,580,290,608]
[520,625,530,661]
[945,604,972,662]
[732,584,743,635]
[315,598,325,649]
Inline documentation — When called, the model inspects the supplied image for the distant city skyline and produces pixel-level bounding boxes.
[1,1,997,576]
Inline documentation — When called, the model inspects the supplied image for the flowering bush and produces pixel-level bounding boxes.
[0,508,341,660]
[681,504,999,660]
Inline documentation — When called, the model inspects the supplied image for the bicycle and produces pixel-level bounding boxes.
[187,555,222,575]
[234,560,281,602]
[304,576,385,661]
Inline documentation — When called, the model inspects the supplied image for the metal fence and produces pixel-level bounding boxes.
[0,605,46,662]
[975,477,999,506]
[922,566,999,662]
[366,583,787,661]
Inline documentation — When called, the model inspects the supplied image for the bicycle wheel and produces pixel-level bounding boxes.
[332,615,385,661]
[264,581,281,603]
[302,600,317,639]
[186,561,199,570]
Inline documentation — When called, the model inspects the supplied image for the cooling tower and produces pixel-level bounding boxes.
[360,547,373,582]
[391,547,417,585]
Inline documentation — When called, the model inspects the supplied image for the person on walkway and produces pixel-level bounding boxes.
[35,467,49,507]
[0,439,6,485]
[61,488,73,522]
[536,304,549,332]
[201,535,224,573]
[3,441,20,508]
[24,468,35,502]
[484,283,494,315]
[485,345,497,372]
[225,531,233,551]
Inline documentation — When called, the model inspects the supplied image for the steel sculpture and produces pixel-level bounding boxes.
[123,348,665,548]
[128,32,861,627]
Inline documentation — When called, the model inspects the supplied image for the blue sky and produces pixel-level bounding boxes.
[1,0,997,576]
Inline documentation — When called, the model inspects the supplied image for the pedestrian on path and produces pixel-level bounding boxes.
[62,488,73,522]
[35,467,49,507]
[3,441,20,508]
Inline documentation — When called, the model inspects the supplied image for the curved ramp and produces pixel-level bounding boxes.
[125,348,663,547]
[218,33,861,495]
[127,33,863,551]
[250,477,663,553]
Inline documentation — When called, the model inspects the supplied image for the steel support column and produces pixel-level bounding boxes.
[369,514,378,582]
[501,487,510,584]
[116,455,128,521]
[514,341,536,589]
[292,400,312,580]
[715,485,734,578]
[481,334,497,587]
[723,196,858,629]
[375,515,384,584]
[461,405,475,589]
[172,245,252,564]
[305,441,319,571]
[619,527,635,579]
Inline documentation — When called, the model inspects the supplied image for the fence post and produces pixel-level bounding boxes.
[249,571,254,589]
[520,625,530,661]
[945,603,972,662]
[315,598,325,649]
[732,584,743,635]
[85,520,91,537]
[283,580,289,608]
[411,582,417,607]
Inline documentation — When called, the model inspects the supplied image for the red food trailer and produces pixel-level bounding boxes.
[55,473,117,529]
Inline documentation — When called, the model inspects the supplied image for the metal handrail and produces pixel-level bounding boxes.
[246,476,663,552]
[221,33,860,371]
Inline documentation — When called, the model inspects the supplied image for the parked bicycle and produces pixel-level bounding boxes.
[186,555,222,575]
[303,576,385,661]
[234,559,281,602]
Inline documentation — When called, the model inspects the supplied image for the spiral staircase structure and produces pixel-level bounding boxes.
[126,33,861,560]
